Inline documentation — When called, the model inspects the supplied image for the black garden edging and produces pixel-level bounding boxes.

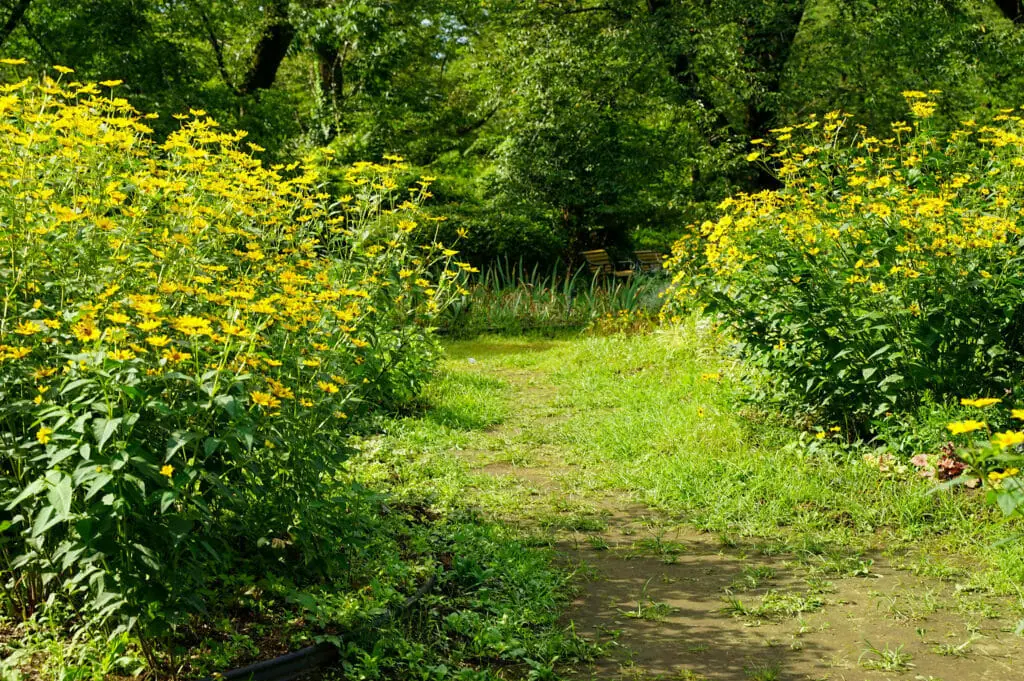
[198,573,437,681]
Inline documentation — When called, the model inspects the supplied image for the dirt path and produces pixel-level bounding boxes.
[450,350,1024,681]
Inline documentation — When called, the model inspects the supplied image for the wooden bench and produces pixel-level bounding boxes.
[581,249,633,278]
[634,250,665,273]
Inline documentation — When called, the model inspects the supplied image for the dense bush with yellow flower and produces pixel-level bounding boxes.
[0,68,464,646]
[665,92,1024,428]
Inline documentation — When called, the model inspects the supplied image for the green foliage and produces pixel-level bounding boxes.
[439,258,665,338]
[0,76,460,661]
[667,96,1024,427]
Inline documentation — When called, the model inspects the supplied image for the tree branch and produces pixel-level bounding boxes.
[994,0,1024,24]
[0,0,32,49]
[199,8,238,94]
[239,0,295,96]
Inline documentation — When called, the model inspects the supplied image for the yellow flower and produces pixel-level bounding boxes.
[960,397,1002,408]
[137,319,162,332]
[173,315,211,336]
[72,319,101,342]
[0,58,27,65]
[14,320,40,335]
[53,65,74,74]
[1012,409,1024,420]
[250,391,281,409]
[108,348,136,361]
[745,151,760,162]
[989,468,1020,482]
[161,348,192,363]
[991,431,1024,449]
[105,312,130,325]
[700,372,721,381]
[145,335,171,347]
[36,427,53,444]
[317,381,339,394]
[946,420,987,435]
[99,79,123,87]
[160,465,174,478]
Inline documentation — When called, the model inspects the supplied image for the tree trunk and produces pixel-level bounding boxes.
[994,0,1024,23]
[239,0,295,96]
[0,0,32,49]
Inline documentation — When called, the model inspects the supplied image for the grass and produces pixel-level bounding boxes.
[345,319,1024,677]
[438,321,1024,594]
[21,317,1021,678]
[859,641,914,671]
[438,256,666,337]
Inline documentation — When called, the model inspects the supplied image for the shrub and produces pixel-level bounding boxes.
[666,93,1024,428]
[0,69,463,650]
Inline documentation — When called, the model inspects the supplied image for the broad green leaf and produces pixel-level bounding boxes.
[47,475,73,520]
[92,417,122,452]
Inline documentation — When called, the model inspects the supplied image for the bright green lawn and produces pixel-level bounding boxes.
[427,323,1024,593]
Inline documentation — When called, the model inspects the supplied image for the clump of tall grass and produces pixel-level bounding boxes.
[439,257,665,337]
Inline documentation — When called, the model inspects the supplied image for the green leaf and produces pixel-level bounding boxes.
[47,475,73,520]
[214,394,244,419]
[85,473,114,500]
[6,478,44,509]
[31,506,60,538]
[92,417,122,452]
[159,490,177,513]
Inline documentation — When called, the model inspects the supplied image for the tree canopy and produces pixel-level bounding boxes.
[3,0,1024,263]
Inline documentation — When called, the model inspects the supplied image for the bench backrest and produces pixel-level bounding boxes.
[635,250,664,271]
[581,249,614,274]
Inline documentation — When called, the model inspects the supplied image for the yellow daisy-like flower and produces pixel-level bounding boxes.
[36,427,53,444]
[72,319,101,342]
[250,391,281,409]
[160,465,174,478]
[145,335,171,347]
[989,468,1020,482]
[1011,409,1024,420]
[14,320,40,335]
[108,348,136,361]
[161,348,192,363]
[946,420,987,435]
[991,431,1024,449]
[317,381,339,394]
[960,397,1002,408]
[173,315,211,336]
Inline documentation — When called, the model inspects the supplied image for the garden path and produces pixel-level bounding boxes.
[444,337,1024,681]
